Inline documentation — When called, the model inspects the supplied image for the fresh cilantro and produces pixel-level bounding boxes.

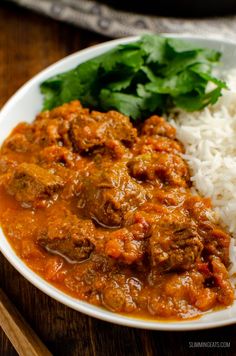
[100,89,144,119]
[41,34,226,119]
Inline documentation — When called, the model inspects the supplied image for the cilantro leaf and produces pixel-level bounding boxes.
[99,89,143,119]
[174,87,223,111]
[41,34,226,119]
[140,35,166,63]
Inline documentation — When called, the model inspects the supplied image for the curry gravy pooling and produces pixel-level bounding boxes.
[0,101,234,319]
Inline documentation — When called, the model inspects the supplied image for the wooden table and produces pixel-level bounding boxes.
[0,2,235,355]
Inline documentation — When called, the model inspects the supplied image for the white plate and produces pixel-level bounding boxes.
[0,34,236,330]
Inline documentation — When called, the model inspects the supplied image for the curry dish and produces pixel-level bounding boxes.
[0,101,234,319]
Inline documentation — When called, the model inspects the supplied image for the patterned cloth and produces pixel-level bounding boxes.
[7,0,236,40]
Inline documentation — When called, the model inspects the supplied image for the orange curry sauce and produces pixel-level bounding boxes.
[0,101,234,320]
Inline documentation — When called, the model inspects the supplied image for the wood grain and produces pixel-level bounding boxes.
[0,289,52,356]
[0,2,236,356]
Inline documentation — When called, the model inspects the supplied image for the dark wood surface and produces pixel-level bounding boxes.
[0,2,235,355]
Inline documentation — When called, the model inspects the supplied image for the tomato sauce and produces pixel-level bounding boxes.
[0,101,234,319]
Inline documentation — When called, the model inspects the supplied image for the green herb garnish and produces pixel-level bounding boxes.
[40,35,227,119]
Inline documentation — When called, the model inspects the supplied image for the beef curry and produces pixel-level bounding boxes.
[0,101,234,319]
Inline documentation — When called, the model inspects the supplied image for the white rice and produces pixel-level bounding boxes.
[169,69,236,277]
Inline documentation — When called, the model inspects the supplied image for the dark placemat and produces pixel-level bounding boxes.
[99,0,236,17]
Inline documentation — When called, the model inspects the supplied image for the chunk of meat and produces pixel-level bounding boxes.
[149,223,203,271]
[0,123,32,154]
[38,100,88,121]
[148,271,217,317]
[2,133,29,153]
[4,163,64,207]
[38,209,95,262]
[102,282,126,312]
[0,156,17,174]
[102,275,140,313]
[210,256,234,306]
[184,196,231,265]
[33,101,89,148]
[141,115,176,139]
[153,187,187,206]
[70,110,137,152]
[29,117,68,147]
[128,153,190,187]
[78,163,147,227]
[88,139,129,161]
[38,146,75,168]
[184,195,213,221]
[132,135,184,155]
[204,228,231,266]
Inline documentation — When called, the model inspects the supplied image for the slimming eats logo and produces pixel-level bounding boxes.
[189,341,230,348]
